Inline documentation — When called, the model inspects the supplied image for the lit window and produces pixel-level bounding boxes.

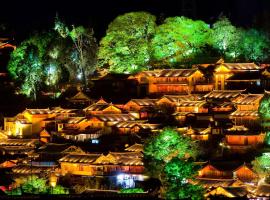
[92,139,99,144]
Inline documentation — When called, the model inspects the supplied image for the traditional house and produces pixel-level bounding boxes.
[176,100,208,113]
[204,90,245,102]
[128,70,160,97]
[67,91,93,106]
[113,121,160,134]
[205,186,248,198]
[0,139,38,156]
[39,129,51,143]
[223,131,265,153]
[89,114,137,128]
[229,110,260,129]
[156,94,201,106]
[233,163,258,183]
[58,117,93,131]
[123,99,157,119]
[4,109,55,137]
[148,69,212,95]
[232,94,263,111]
[198,163,232,179]
[125,143,143,152]
[59,152,144,176]
[37,143,85,161]
[84,101,122,116]
[213,60,262,90]
[51,107,78,119]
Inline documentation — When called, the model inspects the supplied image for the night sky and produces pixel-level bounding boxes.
[0,0,270,41]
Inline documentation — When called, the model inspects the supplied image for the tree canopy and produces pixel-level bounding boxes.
[98,12,156,73]
[6,176,68,195]
[151,16,211,66]
[55,17,98,87]
[144,127,199,162]
[252,153,270,178]
[8,32,55,100]
[144,127,202,199]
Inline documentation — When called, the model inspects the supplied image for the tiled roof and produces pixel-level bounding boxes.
[125,143,143,152]
[25,109,51,115]
[204,90,244,99]
[176,100,206,107]
[84,104,109,112]
[230,110,259,117]
[94,114,136,122]
[227,125,249,132]
[233,94,263,105]
[51,107,77,114]
[66,117,86,124]
[222,63,260,70]
[160,94,201,103]
[68,91,91,101]
[129,99,157,106]
[0,139,38,146]
[59,152,143,166]
[12,165,56,174]
[157,69,197,77]
[59,154,101,163]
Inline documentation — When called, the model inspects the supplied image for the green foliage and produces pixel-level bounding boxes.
[265,132,270,146]
[144,127,202,199]
[151,16,211,65]
[8,33,54,100]
[144,127,198,162]
[55,18,98,85]
[164,158,196,182]
[164,158,204,200]
[22,176,48,194]
[211,17,242,60]
[50,185,69,194]
[6,176,69,195]
[252,153,270,177]
[259,94,270,120]
[240,29,270,61]
[98,12,156,73]
[5,187,22,195]
[119,188,144,193]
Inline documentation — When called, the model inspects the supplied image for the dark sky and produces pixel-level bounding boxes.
[0,0,270,41]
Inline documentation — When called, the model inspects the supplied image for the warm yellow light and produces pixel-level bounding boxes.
[50,173,58,187]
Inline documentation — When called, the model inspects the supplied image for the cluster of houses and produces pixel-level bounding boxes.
[0,59,270,197]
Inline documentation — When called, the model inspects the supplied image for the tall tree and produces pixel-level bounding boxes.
[55,17,98,87]
[151,16,211,66]
[8,32,54,100]
[98,12,156,73]
[144,127,202,199]
[252,153,270,180]
[211,17,242,60]
[240,29,270,62]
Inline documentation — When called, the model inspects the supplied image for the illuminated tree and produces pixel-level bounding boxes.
[258,93,270,127]
[151,16,211,66]
[144,127,202,199]
[21,176,48,194]
[55,17,98,87]
[239,29,270,62]
[252,153,270,179]
[98,12,156,73]
[211,17,242,60]
[166,181,204,200]
[51,185,69,194]
[144,127,198,162]
[8,33,54,100]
